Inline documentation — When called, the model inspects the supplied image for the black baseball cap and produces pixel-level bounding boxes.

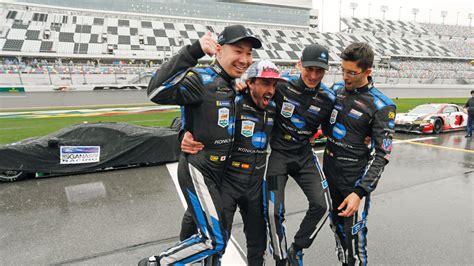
[217,25,262,49]
[301,44,329,70]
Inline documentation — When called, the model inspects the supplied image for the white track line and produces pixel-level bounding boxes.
[166,163,246,265]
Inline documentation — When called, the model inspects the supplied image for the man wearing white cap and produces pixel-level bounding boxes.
[180,60,285,265]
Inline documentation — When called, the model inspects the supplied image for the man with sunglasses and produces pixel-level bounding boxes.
[323,42,396,266]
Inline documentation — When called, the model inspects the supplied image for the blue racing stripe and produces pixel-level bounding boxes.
[210,216,225,251]
[187,189,209,237]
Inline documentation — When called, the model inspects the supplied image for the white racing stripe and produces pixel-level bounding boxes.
[166,163,246,265]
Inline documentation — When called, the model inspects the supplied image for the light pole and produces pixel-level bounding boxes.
[441,11,448,25]
[399,6,402,21]
[350,2,358,17]
[412,8,419,22]
[456,11,460,25]
[469,13,473,28]
[381,5,388,20]
[368,2,371,17]
[429,9,432,23]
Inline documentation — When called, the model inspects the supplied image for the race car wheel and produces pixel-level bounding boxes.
[433,119,442,134]
[0,170,29,182]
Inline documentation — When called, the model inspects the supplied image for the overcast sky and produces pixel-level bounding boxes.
[313,0,473,32]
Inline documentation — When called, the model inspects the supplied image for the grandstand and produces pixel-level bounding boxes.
[0,1,472,89]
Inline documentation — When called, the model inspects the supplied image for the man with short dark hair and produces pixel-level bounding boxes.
[180,60,284,265]
[324,42,396,266]
[139,25,261,266]
[464,90,474,138]
[263,44,336,266]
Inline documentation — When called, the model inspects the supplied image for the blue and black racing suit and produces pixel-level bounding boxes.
[323,77,396,265]
[264,76,336,261]
[181,91,276,266]
[146,41,236,265]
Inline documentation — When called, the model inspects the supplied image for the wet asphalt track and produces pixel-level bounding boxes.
[1,132,473,265]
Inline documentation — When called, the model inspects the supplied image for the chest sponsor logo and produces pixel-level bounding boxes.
[240,115,259,123]
[290,114,306,129]
[283,96,300,106]
[241,120,255,137]
[348,109,363,120]
[267,117,274,126]
[321,179,329,189]
[308,105,321,115]
[354,100,367,109]
[382,139,393,152]
[334,104,343,111]
[251,131,267,149]
[281,102,295,118]
[218,108,230,128]
[332,123,346,140]
[216,101,230,107]
[330,109,338,124]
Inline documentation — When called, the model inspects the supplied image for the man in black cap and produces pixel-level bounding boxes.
[138,24,261,266]
[464,90,474,137]
[263,43,336,265]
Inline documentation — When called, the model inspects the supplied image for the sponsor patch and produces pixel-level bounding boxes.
[284,134,292,140]
[388,120,395,129]
[382,139,393,152]
[218,108,230,128]
[290,114,306,129]
[232,161,241,167]
[240,115,259,123]
[251,132,267,149]
[330,109,338,124]
[308,105,321,115]
[348,109,363,120]
[267,117,274,126]
[388,111,396,119]
[332,123,346,140]
[334,104,344,111]
[186,72,194,77]
[283,96,300,106]
[281,102,295,118]
[210,155,219,161]
[216,101,231,107]
[241,163,250,169]
[220,156,226,161]
[60,146,100,164]
[351,219,367,235]
[321,179,328,189]
[241,120,255,137]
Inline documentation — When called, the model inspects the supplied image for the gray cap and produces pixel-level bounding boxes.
[301,44,329,70]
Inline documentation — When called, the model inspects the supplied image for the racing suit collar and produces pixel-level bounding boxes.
[211,62,234,83]
[296,76,321,93]
[352,76,374,93]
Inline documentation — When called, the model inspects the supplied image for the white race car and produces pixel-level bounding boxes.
[395,103,468,134]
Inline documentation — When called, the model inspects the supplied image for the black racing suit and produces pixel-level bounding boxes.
[323,78,396,266]
[181,92,276,266]
[147,41,236,265]
[264,76,336,261]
